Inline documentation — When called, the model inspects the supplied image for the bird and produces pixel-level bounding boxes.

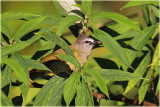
[29,33,101,80]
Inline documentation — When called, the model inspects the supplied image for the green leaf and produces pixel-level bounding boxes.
[122,25,157,70]
[84,69,110,98]
[24,58,51,71]
[2,34,41,57]
[1,21,11,39]
[106,22,130,34]
[91,12,140,30]
[75,79,94,106]
[56,15,82,36]
[123,52,151,94]
[33,75,66,106]
[1,11,41,21]
[92,29,130,67]
[138,68,152,104]
[1,11,63,25]
[151,41,159,67]
[1,91,13,106]
[121,0,159,10]
[12,53,29,101]
[1,65,12,88]
[2,58,29,86]
[38,39,56,51]
[155,80,160,95]
[114,29,141,40]
[56,55,81,69]
[142,5,151,26]
[13,17,45,41]
[63,72,81,105]
[81,0,92,15]
[98,69,143,81]
[36,13,63,25]
[150,5,160,18]
[13,53,29,77]
[130,25,157,51]
[2,41,27,57]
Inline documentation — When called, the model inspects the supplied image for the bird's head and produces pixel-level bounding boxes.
[74,33,101,50]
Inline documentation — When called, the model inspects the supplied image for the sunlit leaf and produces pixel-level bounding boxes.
[63,72,81,105]
[33,75,66,106]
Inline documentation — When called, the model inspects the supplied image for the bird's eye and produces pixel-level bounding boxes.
[85,41,90,43]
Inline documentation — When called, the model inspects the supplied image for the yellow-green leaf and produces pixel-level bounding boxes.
[63,72,81,105]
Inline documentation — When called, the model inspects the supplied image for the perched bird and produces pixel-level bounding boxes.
[30,33,101,79]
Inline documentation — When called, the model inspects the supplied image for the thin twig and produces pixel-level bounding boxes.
[92,92,157,106]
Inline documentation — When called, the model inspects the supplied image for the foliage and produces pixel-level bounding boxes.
[1,0,159,106]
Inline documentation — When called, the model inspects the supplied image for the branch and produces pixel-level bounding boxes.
[92,92,157,106]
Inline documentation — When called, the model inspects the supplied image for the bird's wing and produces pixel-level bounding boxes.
[30,49,68,79]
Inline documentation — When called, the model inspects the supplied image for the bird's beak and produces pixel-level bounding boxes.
[93,41,102,45]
